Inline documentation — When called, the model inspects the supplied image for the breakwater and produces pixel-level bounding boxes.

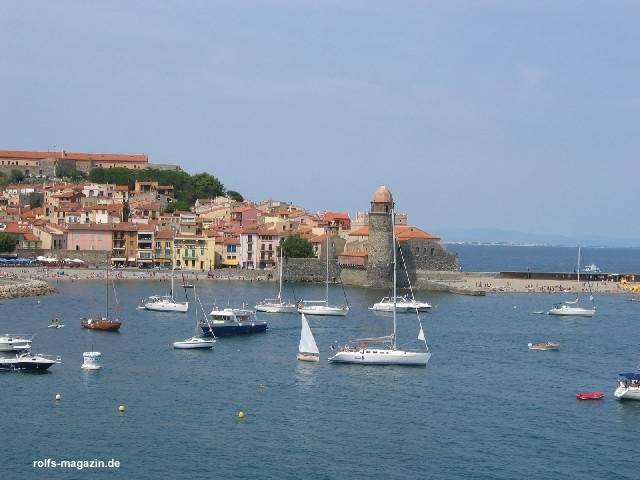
[0,279,57,299]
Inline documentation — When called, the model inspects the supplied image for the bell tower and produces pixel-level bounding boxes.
[366,185,394,287]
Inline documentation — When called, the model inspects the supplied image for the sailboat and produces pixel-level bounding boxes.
[297,235,349,316]
[255,244,297,313]
[297,313,320,362]
[144,265,189,312]
[81,260,122,331]
[329,208,430,366]
[173,287,215,349]
[548,247,596,317]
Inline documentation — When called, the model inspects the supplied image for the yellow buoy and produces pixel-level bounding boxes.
[55,393,61,401]
[238,410,245,419]
[118,405,126,413]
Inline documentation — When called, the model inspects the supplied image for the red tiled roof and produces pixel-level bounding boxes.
[348,225,440,240]
[23,233,38,242]
[155,229,175,240]
[323,212,350,221]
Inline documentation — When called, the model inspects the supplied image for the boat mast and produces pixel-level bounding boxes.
[325,234,329,305]
[577,246,581,285]
[278,240,283,301]
[171,263,175,301]
[105,259,109,318]
[392,208,397,350]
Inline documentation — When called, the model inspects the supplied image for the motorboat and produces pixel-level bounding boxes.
[297,234,350,317]
[0,334,33,352]
[402,295,432,311]
[297,313,320,362]
[173,337,215,349]
[583,264,601,273]
[576,391,604,400]
[298,301,349,316]
[81,351,102,370]
[182,283,194,289]
[144,266,189,312]
[370,297,411,313]
[614,372,640,400]
[255,246,297,313]
[528,341,560,351]
[548,302,595,317]
[329,204,430,367]
[0,351,61,371]
[174,287,216,349]
[200,307,267,337]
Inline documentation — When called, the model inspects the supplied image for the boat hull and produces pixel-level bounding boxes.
[144,302,189,313]
[81,319,122,331]
[548,307,595,317]
[614,386,640,400]
[0,343,32,352]
[297,352,320,362]
[297,306,349,316]
[173,341,214,349]
[370,304,411,313]
[329,349,430,366]
[200,322,268,337]
[255,304,298,313]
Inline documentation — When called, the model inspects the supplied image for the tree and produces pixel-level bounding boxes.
[66,169,86,181]
[191,172,224,200]
[227,190,244,202]
[165,200,192,213]
[29,193,43,208]
[279,235,315,258]
[10,169,24,183]
[0,233,16,253]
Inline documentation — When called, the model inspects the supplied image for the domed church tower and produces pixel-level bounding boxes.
[366,186,394,287]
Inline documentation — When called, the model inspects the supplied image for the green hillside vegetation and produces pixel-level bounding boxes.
[89,167,240,206]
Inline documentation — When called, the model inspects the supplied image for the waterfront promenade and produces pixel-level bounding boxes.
[0,267,630,295]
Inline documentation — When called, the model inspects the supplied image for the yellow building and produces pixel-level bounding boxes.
[154,229,174,267]
[173,234,215,271]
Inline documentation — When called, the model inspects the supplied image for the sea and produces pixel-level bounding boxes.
[2,245,640,480]
[448,244,640,273]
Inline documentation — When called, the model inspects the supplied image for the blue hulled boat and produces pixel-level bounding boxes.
[199,308,267,337]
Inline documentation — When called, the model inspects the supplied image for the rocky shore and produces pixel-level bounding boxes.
[0,279,57,300]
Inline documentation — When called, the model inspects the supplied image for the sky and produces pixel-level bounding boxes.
[1,1,639,243]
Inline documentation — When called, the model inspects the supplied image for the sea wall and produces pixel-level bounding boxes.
[282,258,341,283]
[16,249,111,268]
[0,280,57,299]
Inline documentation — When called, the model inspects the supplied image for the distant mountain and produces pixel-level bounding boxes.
[435,227,640,248]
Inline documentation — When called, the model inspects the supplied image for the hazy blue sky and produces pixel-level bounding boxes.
[1,1,639,242]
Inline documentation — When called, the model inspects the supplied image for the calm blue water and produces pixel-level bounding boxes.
[448,244,640,273]
[1,279,640,480]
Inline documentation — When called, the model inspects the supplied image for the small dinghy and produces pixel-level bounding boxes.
[528,341,560,351]
[576,391,604,400]
[173,337,215,349]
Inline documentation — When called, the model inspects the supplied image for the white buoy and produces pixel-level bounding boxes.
[55,393,61,401]
[81,352,102,370]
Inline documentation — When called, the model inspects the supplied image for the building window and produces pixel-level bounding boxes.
[430,248,435,256]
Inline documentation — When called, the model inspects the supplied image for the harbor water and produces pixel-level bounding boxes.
[1,277,639,479]
[448,244,640,273]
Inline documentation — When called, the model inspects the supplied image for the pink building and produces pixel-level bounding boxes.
[65,224,114,251]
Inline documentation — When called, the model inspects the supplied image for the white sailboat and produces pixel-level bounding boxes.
[173,287,215,349]
[297,313,320,362]
[548,247,596,317]
[329,208,430,366]
[298,235,349,316]
[144,265,189,313]
[255,245,297,313]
